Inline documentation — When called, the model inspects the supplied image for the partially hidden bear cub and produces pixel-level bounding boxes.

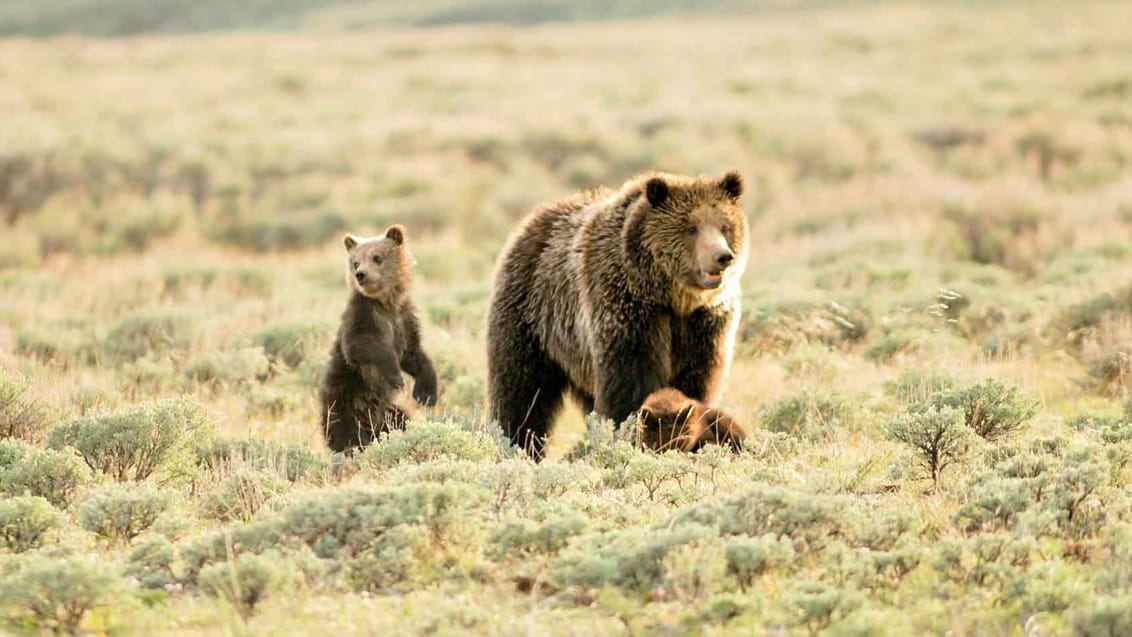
[487,170,748,459]
[319,225,438,453]
[636,388,746,452]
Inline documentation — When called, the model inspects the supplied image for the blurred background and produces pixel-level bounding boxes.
[2,0,1131,452]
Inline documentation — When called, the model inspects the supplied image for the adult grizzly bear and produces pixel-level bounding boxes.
[636,388,746,452]
[487,171,747,459]
[319,225,438,453]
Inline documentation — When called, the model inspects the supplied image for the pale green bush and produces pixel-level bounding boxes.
[198,468,289,522]
[885,405,976,487]
[49,396,213,482]
[0,496,63,552]
[196,437,325,483]
[78,482,173,542]
[198,552,296,618]
[761,391,853,440]
[125,534,177,590]
[0,554,118,633]
[102,307,199,362]
[0,445,91,507]
[0,371,49,442]
[359,419,505,470]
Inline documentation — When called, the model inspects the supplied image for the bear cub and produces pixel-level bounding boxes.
[636,388,746,452]
[319,225,438,453]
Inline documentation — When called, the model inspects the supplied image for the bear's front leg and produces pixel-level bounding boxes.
[592,321,671,426]
[401,347,438,406]
[399,314,439,406]
[671,306,735,404]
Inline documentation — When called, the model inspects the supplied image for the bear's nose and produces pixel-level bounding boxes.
[355,271,367,282]
[715,251,735,268]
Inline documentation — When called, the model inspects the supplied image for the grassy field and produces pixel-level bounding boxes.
[2,1,1132,634]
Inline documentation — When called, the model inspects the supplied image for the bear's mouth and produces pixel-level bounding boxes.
[695,269,725,290]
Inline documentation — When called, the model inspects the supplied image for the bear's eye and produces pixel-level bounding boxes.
[721,223,731,234]
[372,255,383,265]
[685,224,697,236]
[352,261,359,269]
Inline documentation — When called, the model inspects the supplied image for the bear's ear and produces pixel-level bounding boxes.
[720,170,743,199]
[343,234,359,251]
[384,224,406,246]
[645,177,669,208]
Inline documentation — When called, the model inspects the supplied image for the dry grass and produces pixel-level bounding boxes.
[1,1,1132,634]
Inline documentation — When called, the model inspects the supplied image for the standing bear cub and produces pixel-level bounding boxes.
[319,225,438,453]
[487,170,747,459]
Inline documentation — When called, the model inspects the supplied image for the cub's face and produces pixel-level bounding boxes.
[344,225,408,301]
[643,171,748,293]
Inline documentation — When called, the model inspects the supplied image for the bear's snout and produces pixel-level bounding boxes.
[714,250,735,270]
[354,270,367,282]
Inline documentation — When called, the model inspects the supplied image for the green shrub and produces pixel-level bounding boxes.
[1054,286,1132,345]
[0,554,118,633]
[78,482,173,542]
[1086,350,1131,397]
[0,496,63,552]
[195,437,325,482]
[697,485,913,554]
[198,552,296,618]
[761,391,852,440]
[955,443,1111,540]
[0,438,28,470]
[251,321,327,368]
[0,371,49,442]
[360,419,504,470]
[183,347,270,388]
[493,510,588,557]
[661,538,730,601]
[102,307,199,362]
[181,483,486,589]
[786,581,864,636]
[198,468,289,522]
[725,533,796,591]
[1072,596,1132,637]
[549,523,718,592]
[941,200,1069,274]
[48,396,213,482]
[885,406,976,487]
[0,446,91,507]
[932,533,1035,598]
[125,534,176,590]
[917,378,1040,441]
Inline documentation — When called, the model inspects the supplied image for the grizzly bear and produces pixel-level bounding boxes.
[636,388,746,452]
[319,225,438,453]
[487,170,747,459]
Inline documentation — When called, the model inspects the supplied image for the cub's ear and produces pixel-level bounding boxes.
[720,170,743,199]
[343,234,359,251]
[385,224,406,245]
[645,177,669,208]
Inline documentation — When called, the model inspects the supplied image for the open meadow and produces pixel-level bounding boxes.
[2,1,1132,634]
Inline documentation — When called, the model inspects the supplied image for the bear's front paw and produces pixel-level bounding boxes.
[413,383,438,407]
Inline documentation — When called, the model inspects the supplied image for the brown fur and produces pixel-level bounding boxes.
[319,225,438,453]
[636,388,746,452]
[487,171,748,459]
